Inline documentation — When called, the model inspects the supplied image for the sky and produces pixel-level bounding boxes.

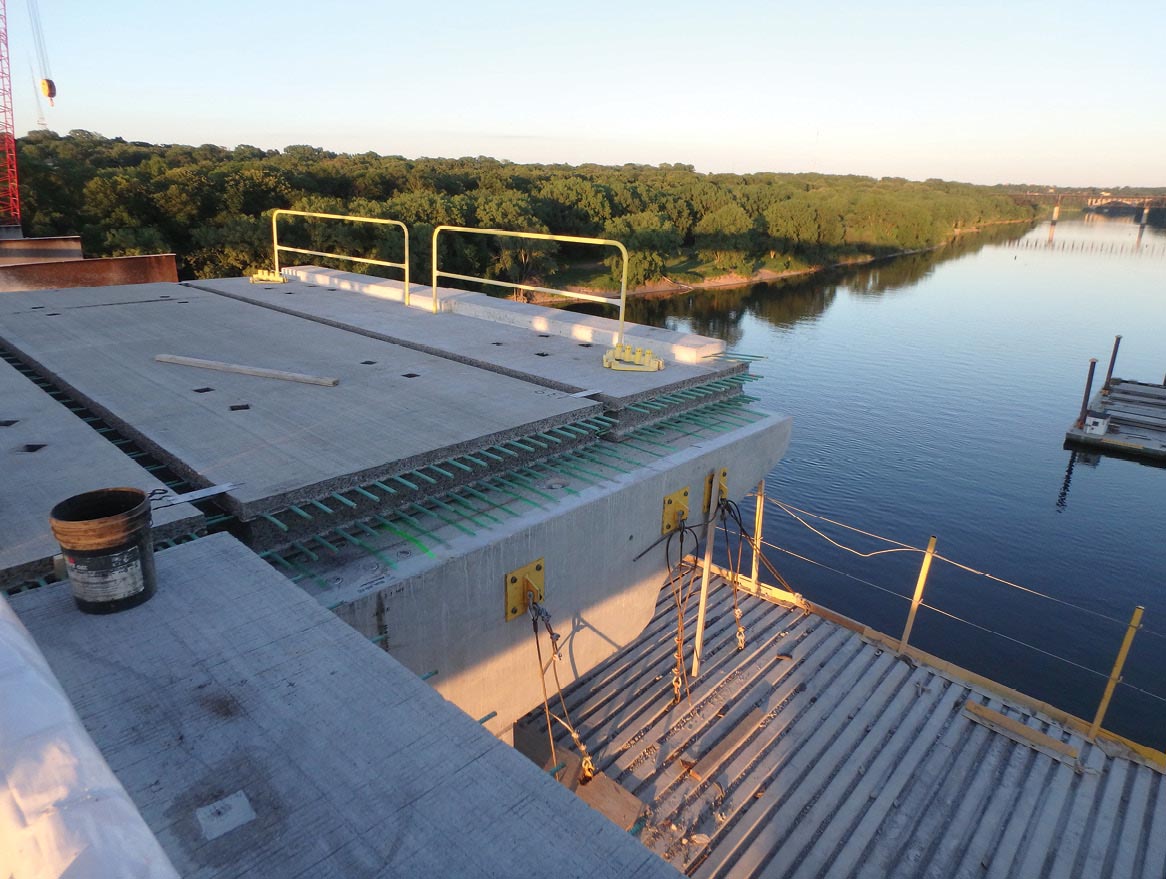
[8,0,1164,187]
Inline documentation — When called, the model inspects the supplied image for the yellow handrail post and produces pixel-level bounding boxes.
[1088,605,1144,741]
[430,225,440,314]
[898,535,937,653]
[431,225,629,342]
[690,473,722,678]
[269,210,410,298]
[750,480,765,587]
[271,211,281,275]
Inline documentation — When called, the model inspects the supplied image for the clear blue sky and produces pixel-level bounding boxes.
[9,0,1164,186]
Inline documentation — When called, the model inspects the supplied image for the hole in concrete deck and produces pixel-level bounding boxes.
[193,387,214,394]
[327,287,337,291]
[45,313,61,316]
[535,352,550,357]
[177,301,189,304]
[491,342,504,346]
[0,420,18,427]
[401,373,420,379]
[160,295,171,299]
[578,343,593,348]
[538,334,551,338]
[30,305,45,310]
[361,360,377,365]
[229,404,251,411]
[20,443,46,453]
[283,290,295,294]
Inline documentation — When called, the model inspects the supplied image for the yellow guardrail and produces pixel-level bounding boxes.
[271,210,410,304]
[431,226,628,344]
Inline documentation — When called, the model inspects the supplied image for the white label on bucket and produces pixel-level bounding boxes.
[68,546,145,603]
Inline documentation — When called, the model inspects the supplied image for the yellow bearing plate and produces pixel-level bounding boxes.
[661,486,690,535]
[505,558,545,621]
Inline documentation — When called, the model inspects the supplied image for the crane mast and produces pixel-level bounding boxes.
[0,0,21,233]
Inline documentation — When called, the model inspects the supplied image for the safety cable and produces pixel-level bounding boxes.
[763,495,1144,631]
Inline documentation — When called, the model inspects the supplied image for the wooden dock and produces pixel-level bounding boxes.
[1066,378,1166,462]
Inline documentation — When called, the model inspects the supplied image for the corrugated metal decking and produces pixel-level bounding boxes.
[523,574,1166,878]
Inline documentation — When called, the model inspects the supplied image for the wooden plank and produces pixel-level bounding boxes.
[963,700,1078,763]
[688,707,764,782]
[575,771,646,830]
[155,354,339,386]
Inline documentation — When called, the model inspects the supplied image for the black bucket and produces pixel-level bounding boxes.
[49,487,157,614]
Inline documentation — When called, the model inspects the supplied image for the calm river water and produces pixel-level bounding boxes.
[626,216,1166,749]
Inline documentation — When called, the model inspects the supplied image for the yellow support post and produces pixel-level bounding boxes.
[898,536,937,653]
[1088,605,1143,741]
[750,481,765,588]
[690,473,722,678]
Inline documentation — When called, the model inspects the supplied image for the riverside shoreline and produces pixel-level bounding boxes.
[555,218,1035,302]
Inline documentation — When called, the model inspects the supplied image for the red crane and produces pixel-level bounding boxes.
[0,0,54,233]
[0,0,21,232]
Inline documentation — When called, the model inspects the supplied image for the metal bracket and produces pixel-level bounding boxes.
[704,467,728,517]
[250,269,286,284]
[505,558,545,621]
[604,343,664,371]
[661,486,690,535]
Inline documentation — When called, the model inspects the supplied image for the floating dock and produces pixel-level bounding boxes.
[1067,380,1166,463]
[1064,335,1166,462]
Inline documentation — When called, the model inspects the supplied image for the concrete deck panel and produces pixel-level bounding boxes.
[9,534,677,878]
[189,274,746,409]
[0,284,602,518]
[0,357,202,588]
[280,267,727,363]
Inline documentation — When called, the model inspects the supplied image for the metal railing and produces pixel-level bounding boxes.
[431,226,629,342]
[271,210,410,303]
[699,482,1166,758]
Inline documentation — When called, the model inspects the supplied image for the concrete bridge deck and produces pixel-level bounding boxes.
[7,534,677,878]
[0,355,203,589]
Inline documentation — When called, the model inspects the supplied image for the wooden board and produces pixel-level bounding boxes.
[689,707,765,782]
[576,771,646,831]
[155,354,339,386]
[963,700,1079,765]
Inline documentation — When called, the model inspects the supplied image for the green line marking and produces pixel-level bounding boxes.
[373,515,434,557]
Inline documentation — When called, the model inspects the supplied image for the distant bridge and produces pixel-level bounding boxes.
[1013,191,1166,211]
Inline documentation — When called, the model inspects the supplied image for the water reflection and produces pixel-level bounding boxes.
[623,221,1034,340]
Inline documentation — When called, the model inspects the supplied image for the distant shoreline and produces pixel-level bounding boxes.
[557,218,1033,301]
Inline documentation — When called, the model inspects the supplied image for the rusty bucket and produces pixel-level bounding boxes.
[49,487,156,614]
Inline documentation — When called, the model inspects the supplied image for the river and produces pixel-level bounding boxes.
[624,215,1166,750]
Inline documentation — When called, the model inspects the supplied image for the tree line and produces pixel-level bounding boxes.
[17,129,1042,289]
